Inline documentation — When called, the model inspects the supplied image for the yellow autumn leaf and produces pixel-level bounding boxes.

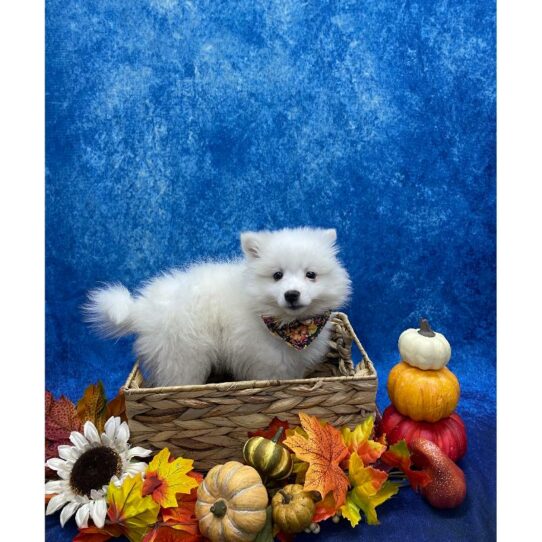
[340,452,400,527]
[142,448,199,508]
[341,416,386,465]
[107,474,160,542]
[348,452,387,493]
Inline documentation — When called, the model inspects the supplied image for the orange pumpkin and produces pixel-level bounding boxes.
[195,461,268,542]
[387,362,460,422]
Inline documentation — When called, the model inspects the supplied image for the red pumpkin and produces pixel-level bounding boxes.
[378,405,467,462]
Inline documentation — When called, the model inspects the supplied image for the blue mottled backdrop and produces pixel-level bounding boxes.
[46,0,495,540]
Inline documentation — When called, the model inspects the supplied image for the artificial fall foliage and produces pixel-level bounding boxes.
[76,382,109,433]
[107,474,161,542]
[143,525,201,542]
[381,440,432,491]
[144,475,204,542]
[143,482,203,542]
[105,390,128,422]
[45,384,128,476]
[73,524,124,542]
[248,417,290,443]
[311,492,338,523]
[161,501,200,535]
[142,448,199,508]
[283,412,350,508]
[341,416,387,466]
[45,396,446,542]
[45,391,83,464]
[284,426,309,485]
[340,452,400,527]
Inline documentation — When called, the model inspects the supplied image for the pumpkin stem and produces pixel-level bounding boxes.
[278,489,292,504]
[271,427,284,444]
[210,499,227,518]
[418,318,436,337]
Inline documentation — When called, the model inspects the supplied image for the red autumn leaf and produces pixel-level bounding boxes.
[77,382,108,432]
[45,390,52,414]
[142,522,202,542]
[73,524,124,542]
[45,440,61,462]
[283,413,349,507]
[161,501,198,534]
[106,389,128,422]
[381,440,432,491]
[45,391,83,475]
[45,391,83,443]
[312,492,340,523]
[248,417,290,442]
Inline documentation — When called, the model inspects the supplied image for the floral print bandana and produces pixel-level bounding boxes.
[261,311,331,351]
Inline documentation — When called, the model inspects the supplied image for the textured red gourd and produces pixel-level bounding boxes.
[409,438,467,509]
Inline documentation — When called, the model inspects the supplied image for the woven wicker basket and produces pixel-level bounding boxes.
[123,312,377,470]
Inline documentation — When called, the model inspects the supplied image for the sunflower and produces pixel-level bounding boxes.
[45,416,152,528]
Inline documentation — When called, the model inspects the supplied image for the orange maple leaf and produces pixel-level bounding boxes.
[283,412,349,507]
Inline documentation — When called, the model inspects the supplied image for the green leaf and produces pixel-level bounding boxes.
[253,506,273,542]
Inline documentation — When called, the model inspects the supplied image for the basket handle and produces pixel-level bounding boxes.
[329,312,372,377]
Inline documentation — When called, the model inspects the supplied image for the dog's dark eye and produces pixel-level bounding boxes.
[306,271,317,280]
[273,271,283,281]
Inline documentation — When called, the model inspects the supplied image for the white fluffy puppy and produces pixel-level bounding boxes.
[85,228,351,386]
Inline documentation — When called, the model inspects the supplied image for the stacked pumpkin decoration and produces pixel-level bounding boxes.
[380,319,467,462]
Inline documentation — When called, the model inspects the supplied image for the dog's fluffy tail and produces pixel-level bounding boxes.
[84,284,136,338]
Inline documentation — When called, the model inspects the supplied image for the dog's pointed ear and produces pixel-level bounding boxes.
[241,232,264,259]
[322,228,337,245]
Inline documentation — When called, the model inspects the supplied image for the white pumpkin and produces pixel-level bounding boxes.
[398,319,451,370]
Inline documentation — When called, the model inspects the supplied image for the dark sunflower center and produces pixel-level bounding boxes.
[70,446,121,497]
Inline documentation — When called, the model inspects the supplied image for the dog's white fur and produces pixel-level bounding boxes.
[85,227,351,386]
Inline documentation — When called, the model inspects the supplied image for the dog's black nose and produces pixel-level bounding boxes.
[284,290,300,304]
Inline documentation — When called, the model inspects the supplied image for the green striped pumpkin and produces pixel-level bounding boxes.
[243,428,293,480]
